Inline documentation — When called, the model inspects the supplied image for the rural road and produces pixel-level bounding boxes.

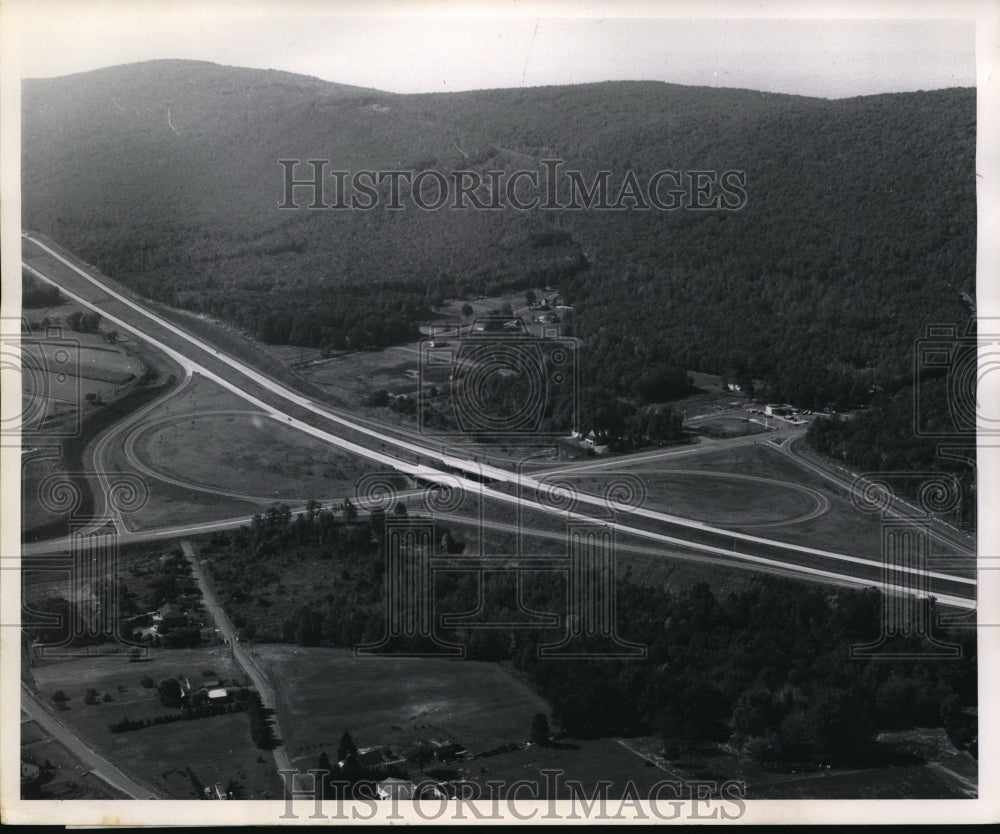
[21,231,977,610]
[20,685,161,799]
[180,541,293,777]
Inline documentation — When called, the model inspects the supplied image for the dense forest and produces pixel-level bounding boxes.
[197,505,977,768]
[22,61,977,510]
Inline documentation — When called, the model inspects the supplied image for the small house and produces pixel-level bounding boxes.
[155,603,187,629]
[434,742,466,762]
[376,778,416,800]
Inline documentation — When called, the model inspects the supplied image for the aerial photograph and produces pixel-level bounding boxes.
[2,0,997,826]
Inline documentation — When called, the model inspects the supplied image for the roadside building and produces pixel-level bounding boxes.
[154,603,187,630]
[21,762,41,786]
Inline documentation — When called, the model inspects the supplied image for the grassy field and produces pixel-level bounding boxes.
[539,465,821,528]
[253,646,551,768]
[26,647,283,799]
[130,411,378,504]
[692,416,770,438]
[150,301,340,404]
[284,286,570,431]
[98,375,314,530]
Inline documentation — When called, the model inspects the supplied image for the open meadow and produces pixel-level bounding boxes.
[253,646,550,769]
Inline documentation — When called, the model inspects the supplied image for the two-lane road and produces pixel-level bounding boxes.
[20,686,160,799]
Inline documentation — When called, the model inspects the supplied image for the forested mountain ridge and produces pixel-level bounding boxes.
[23,60,976,411]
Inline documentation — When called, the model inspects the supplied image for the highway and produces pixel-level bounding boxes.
[20,232,977,609]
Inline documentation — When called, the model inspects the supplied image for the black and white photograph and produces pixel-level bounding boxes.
[2,0,998,825]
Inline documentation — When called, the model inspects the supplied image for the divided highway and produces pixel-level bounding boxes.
[21,233,977,609]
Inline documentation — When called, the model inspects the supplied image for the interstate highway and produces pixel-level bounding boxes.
[20,233,978,609]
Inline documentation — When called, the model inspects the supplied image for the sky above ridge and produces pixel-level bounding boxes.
[8,0,978,99]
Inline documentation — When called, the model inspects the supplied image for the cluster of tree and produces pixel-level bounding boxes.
[157,677,185,707]
[65,310,103,334]
[108,702,247,734]
[513,579,976,766]
[530,712,551,746]
[21,272,62,308]
[246,691,279,750]
[201,501,469,645]
[83,688,113,705]
[575,385,686,450]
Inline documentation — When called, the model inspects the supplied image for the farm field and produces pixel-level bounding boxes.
[21,312,147,433]
[253,646,550,770]
[26,647,283,799]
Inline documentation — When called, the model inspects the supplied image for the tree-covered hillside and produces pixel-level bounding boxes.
[22,60,976,454]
